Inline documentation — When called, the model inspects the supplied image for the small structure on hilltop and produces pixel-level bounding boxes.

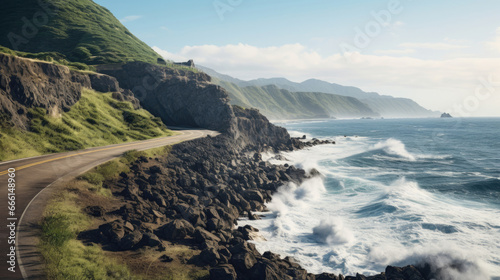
[174,59,195,68]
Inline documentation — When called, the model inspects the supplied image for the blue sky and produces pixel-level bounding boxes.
[96,0,500,116]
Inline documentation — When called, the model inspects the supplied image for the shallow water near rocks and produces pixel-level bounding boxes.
[245,118,500,279]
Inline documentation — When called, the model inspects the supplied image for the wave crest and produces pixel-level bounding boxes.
[397,249,490,280]
[373,138,417,161]
[312,218,354,245]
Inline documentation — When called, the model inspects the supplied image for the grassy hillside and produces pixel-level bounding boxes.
[0,89,173,161]
[0,45,95,71]
[0,0,161,65]
[217,80,378,120]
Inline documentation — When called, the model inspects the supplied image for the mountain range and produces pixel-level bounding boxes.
[199,65,439,120]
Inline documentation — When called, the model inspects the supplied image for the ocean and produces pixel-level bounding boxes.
[245,118,500,280]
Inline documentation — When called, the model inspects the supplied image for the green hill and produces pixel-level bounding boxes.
[217,80,378,120]
[0,0,161,65]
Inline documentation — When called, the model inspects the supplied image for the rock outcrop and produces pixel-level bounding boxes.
[174,59,195,68]
[98,62,234,132]
[0,53,89,128]
[98,62,293,151]
[0,53,140,129]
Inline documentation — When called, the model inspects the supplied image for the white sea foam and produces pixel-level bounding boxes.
[371,138,452,162]
[313,218,354,245]
[244,131,500,278]
[373,138,417,161]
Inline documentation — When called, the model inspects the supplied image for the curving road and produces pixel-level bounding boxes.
[0,128,218,280]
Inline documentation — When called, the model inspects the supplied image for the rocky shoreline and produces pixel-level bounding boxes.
[78,131,434,280]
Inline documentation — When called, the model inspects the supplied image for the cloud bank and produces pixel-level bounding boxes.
[153,41,500,116]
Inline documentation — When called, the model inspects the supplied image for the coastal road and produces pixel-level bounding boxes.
[0,128,218,280]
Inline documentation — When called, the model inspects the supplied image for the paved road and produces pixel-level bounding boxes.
[0,129,218,279]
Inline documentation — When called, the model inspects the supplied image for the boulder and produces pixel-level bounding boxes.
[316,273,340,280]
[250,259,285,280]
[199,247,221,266]
[157,219,195,240]
[99,220,125,243]
[244,189,265,203]
[140,232,162,247]
[209,264,237,280]
[119,230,143,250]
[231,252,257,271]
[194,228,222,244]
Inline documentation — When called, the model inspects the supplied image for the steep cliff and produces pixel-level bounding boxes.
[98,62,293,151]
[0,53,139,130]
[0,53,89,129]
[98,62,235,133]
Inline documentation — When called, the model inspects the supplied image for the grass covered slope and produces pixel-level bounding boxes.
[0,89,173,161]
[218,80,378,120]
[0,45,94,71]
[0,0,161,65]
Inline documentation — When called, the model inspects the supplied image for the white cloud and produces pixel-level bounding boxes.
[153,43,500,116]
[400,42,469,50]
[152,46,188,62]
[119,15,142,23]
[486,27,500,52]
[374,49,415,55]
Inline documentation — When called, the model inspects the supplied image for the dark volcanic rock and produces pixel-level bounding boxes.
[157,219,195,240]
[210,264,238,280]
[99,220,125,243]
[316,273,340,280]
[385,265,425,280]
[119,230,143,250]
[140,232,162,247]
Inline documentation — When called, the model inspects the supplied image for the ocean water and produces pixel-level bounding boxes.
[245,118,500,280]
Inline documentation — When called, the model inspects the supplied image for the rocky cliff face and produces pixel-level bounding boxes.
[232,106,292,151]
[0,53,89,128]
[0,53,140,129]
[98,62,292,151]
[98,62,234,132]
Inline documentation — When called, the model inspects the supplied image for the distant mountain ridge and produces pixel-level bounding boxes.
[218,81,379,120]
[198,65,438,119]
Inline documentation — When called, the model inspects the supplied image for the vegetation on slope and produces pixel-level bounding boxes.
[217,79,378,120]
[0,0,162,65]
[0,89,173,161]
[0,45,94,71]
[41,149,209,280]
